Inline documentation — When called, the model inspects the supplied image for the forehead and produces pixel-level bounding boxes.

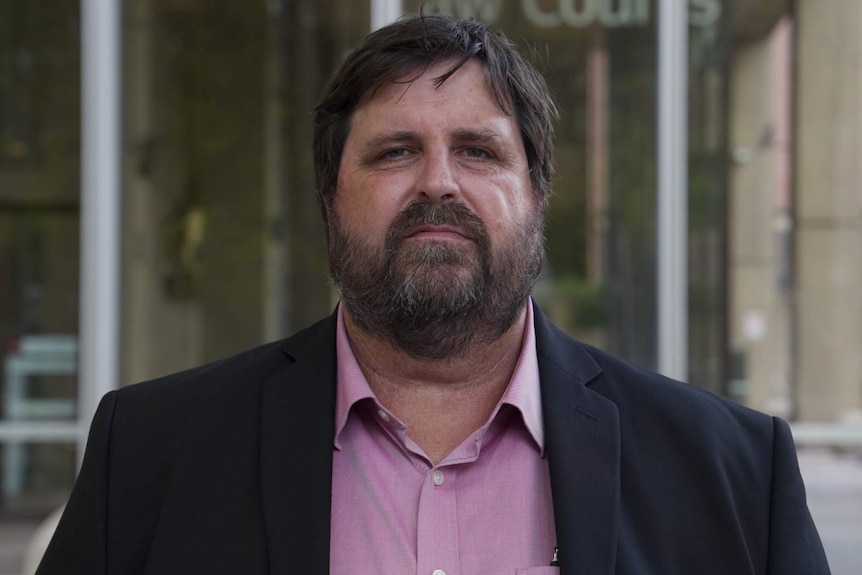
[347,59,519,141]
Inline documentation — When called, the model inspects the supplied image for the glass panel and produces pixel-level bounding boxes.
[687,3,728,393]
[120,0,370,383]
[0,0,81,526]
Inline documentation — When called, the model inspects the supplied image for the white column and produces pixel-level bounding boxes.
[79,0,121,462]
[657,0,689,380]
[371,0,403,31]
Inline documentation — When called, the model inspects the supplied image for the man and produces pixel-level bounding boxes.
[38,14,829,575]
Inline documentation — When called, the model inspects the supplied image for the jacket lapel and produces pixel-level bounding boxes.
[260,314,338,574]
[534,304,621,575]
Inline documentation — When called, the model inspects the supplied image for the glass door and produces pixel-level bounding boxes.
[0,0,82,517]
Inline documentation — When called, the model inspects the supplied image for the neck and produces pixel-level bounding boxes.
[342,302,528,464]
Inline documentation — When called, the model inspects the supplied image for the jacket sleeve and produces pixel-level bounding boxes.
[35,391,118,575]
[766,417,831,574]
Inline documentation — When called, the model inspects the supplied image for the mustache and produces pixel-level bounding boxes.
[385,200,489,248]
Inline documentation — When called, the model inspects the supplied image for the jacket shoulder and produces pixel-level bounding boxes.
[583,341,773,436]
[534,303,776,446]
[105,313,337,451]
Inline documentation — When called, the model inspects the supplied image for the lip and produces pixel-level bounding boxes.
[405,225,473,241]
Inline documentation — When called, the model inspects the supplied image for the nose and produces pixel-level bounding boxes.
[416,149,460,202]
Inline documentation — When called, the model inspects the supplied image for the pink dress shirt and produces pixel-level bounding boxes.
[330,302,558,575]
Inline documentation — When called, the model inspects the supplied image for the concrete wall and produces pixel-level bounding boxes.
[730,2,862,422]
[794,0,862,421]
[729,19,793,417]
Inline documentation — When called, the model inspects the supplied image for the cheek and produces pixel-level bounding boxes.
[482,178,535,230]
[333,191,394,241]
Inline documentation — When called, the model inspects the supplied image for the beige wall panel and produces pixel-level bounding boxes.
[729,30,791,415]
[794,0,862,420]
[730,37,772,261]
[796,0,862,221]
[731,266,778,411]
[795,226,862,420]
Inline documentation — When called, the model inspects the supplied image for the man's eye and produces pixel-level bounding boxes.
[463,147,490,159]
[382,148,410,159]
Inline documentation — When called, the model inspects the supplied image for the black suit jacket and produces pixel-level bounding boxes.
[37,304,830,574]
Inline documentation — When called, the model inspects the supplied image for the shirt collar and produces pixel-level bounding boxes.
[333,300,545,454]
[332,304,376,450]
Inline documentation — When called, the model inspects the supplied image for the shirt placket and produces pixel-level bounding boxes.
[416,464,459,575]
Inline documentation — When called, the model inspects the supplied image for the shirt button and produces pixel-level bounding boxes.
[377,409,390,422]
[431,469,445,486]
[432,570,446,575]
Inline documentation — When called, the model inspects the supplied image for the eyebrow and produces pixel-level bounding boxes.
[450,128,507,148]
[361,128,507,151]
[360,131,418,155]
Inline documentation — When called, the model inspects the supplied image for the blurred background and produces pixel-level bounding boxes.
[0,0,861,572]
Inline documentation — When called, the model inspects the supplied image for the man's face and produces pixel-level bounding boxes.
[328,59,544,359]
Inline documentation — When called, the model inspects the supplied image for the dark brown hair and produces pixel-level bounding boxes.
[313,14,557,220]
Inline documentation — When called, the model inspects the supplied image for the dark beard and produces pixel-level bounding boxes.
[328,199,544,360]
